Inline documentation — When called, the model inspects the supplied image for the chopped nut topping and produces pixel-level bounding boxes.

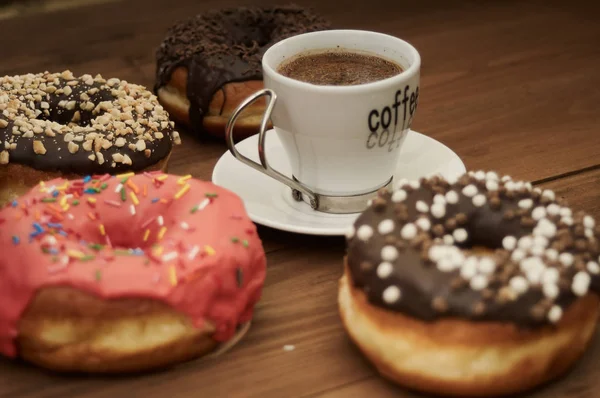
[67,141,80,154]
[33,140,46,155]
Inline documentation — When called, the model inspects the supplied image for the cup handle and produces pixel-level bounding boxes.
[225,88,319,210]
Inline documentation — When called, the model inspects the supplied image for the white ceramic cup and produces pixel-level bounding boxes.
[226,30,421,214]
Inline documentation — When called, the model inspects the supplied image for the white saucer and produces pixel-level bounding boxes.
[212,130,465,236]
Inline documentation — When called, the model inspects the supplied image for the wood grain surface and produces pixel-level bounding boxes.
[0,0,599,397]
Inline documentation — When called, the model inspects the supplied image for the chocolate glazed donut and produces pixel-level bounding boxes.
[339,171,600,397]
[154,6,330,140]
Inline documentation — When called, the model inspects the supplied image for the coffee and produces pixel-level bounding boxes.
[277,50,403,86]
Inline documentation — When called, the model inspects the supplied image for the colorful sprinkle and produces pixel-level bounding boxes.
[127,179,140,194]
[143,229,151,242]
[157,226,167,241]
[174,184,190,200]
[104,200,122,208]
[99,224,106,236]
[169,266,178,286]
[177,175,192,184]
[204,245,216,256]
[188,245,200,260]
[116,172,134,179]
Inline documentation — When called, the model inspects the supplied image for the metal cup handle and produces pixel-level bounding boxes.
[225,89,319,210]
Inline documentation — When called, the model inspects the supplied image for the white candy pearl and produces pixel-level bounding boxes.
[559,252,574,267]
[383,285,402,304]
[356,225,374,241]
[486,180,499,191]
[533,235,549,248]
[445,191,459,204]
[518,199,533,209]
[462,184,478,197]
[391,189,407,203]
[377,262,394,279]
[546,204,560,216]
[470,275,488,291]
[478,258,496,274]
[416,201,429,213]
[416,217,431,231]
[502,236,517,251]
[433,194,446,204]
[510,276,529,294]
[542,189,556,201]
[559,207,572,217]
[572,272,591,296]
[460,257,478,279]
[401,223,417,240]
[542,268,560,285]
[474,170,486,181]
[531,207,546,221]
[381,245,399,261]
[545,249,558,261]
[443,235,454,245]
[583,215,595,229]
[486,171,499,181]
[511,249,526,262]
[518,236,533,250]
[587,261,600,275]
[431,203,446,219]
[378,219,395,235]
[453,228,468,243]
[543,283,559,299]
[472,194,486,207]
[548,305,562,323]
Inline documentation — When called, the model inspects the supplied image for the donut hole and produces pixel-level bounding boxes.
[35,106,94,128]
[33,83,113,128]
[99,222,160,253]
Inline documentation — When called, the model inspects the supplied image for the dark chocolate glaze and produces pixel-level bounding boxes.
[0,72,179,174]
[346,172,600,327]
[154,5,330,135]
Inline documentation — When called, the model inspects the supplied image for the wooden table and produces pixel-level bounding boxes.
[0,0,599,396]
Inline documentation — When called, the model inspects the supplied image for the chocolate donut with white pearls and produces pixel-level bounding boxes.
[338,170,599,397]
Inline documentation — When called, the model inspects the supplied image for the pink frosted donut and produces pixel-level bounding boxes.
[0,172,266,373]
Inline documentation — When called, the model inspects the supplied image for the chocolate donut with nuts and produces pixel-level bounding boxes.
[0,71,181,205]
[339,171,599,397]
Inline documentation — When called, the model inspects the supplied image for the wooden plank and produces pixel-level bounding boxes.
[0,173,597,398]
[0,0,599,183]
[0,1,598,397]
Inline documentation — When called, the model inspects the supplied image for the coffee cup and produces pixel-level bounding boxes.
[226,29,421,214]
